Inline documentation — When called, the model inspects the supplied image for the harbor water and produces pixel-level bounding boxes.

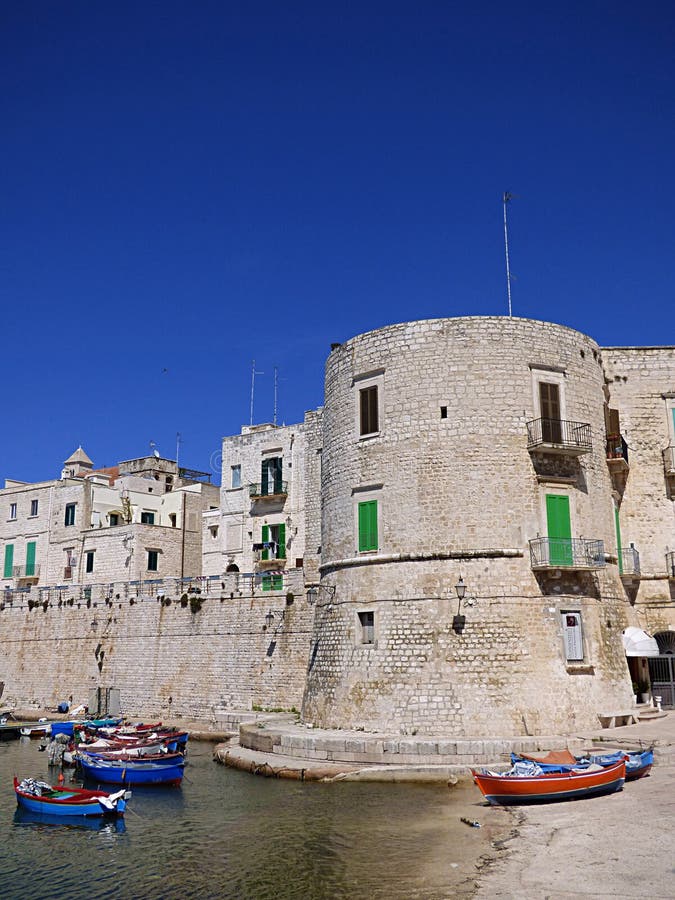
[0,736,490,899]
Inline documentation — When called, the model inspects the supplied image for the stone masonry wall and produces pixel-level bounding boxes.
[0,569,313,718]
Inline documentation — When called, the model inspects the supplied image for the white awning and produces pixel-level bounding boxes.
[622,626,660,657]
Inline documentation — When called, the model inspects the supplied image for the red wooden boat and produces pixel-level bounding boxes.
[471,759,625,805]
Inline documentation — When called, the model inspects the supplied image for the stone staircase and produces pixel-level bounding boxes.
[636,701,668,723]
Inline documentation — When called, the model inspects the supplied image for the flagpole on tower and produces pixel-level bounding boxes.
[503,191,514,317]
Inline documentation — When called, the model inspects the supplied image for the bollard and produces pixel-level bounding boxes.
[655,695,662,712]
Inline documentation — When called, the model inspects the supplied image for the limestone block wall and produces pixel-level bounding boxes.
[303,316,636,736]
[0,569,313,717]
[602,346,675,581]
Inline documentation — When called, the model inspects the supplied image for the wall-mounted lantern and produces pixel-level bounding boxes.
[453,576,474,635]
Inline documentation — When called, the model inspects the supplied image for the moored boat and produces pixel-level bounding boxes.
[472,759,626,805]
[511,747,654,781]
[78,755,185,786]
[14,777,129,817]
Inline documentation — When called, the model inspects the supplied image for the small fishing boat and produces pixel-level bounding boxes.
[78,755,185,786]
[14,777,129,817]
[472,759,625,805]
[78,748,185,765]
[511,747,654,781]
[19,720,52,738]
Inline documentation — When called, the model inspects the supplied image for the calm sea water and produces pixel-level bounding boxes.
[0,736,483,900]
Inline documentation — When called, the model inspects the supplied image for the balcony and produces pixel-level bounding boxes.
[529,537,605,571]
[12,564,40,581]
[249,481,288,501]
[618,546,640,580]
[526,418,592,456]
[667,551,675,579]
[606,435,629,469]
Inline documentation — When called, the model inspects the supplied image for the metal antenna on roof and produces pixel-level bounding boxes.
[250,360,264,426]
[503,192,515,317]
[176,432,182,468]
[273,367,278,426]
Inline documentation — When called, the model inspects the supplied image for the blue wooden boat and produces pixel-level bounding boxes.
[50,717,123,738]
[14,777,128,817]
[78,749,185,766]
[510,747,654,781]
[79,755,185,786]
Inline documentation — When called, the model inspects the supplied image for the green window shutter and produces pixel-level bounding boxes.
[273,457,283,494]
[278,523,286,559]
[262,574,271,592]
[358,501,378,552]
[25,542,36,577]
[273,574,283,590]
[261,460,269,495]
[261,524,269,560]
[4,544,14,578]
[545,494,572,566]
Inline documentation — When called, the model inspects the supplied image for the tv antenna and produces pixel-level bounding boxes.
[250,360,264,426]
[503,191,516,317]
[176,432,182,468]
[273,366,278,426]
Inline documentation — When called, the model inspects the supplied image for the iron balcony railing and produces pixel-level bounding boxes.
[529,538,605,570]
[663,446,675,476]
[667,551,675,579]
[526,418,592,454]
[12,564,40,579]
[606,434,629,464]
[618,546,640,578]
[249,481,288,499]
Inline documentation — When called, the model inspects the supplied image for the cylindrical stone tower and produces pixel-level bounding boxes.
[302,316,635,737]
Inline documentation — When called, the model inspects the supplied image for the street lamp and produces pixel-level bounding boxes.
[453,576,467,634]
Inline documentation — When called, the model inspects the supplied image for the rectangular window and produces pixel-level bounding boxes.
[169,513,177,528]
[9,503,17,520]
[141,511,155,525]
[4,544,14,578]
[358,500,378,552]
[539,382,562,443]
[562,611,584,661]
[85,550,95,574]
[262,573,283,591]
[359,386,379,435]
[64,504,76,527]
[358,610,375,644]
[147,550,159,572]
[109,513,119,526]
[25,542,36,577]
[231,465,241,489]
[261,457,283,495]
[30,499,39,517]
[261,523,286,560]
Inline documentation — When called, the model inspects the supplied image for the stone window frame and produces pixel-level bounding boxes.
[64,503,76,527]
[665,396,675,445]
[146,548,160,572]
[140,510,156,525]
[353,369,384,441]
[529,364,568,422]
[85,550,95,574]
[352,484,383,555]
[8,502,17,521]
[538,485,577,541]
[357,609,376,646]
[29,499,39,518]
[230,464,242,490]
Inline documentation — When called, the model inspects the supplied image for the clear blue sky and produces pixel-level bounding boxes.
[2,2,674,484]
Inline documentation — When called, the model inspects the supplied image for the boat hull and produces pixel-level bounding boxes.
[472,760,626,805]
[79,757,184,786]
[14,777,127,817]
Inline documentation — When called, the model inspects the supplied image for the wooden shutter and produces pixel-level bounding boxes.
[25,542,36,577]
[358,501,378,551]
[277,523,286,559]
[546,494,572,565]
[261,460,269,495]
[273,458,283,494]
[614,504,623,575]
[261,524,269,560]
[3,544,14,578]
